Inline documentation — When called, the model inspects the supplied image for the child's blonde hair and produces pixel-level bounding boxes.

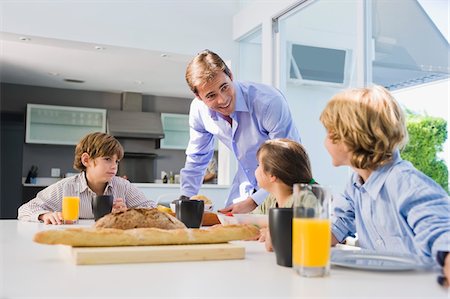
[320,85,408,170]
[73,132,124,171]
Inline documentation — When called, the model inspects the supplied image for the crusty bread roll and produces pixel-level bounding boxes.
[95,208,185,230]
[191,194,212,205]
[33,224,259,247]
[167,211,220,226]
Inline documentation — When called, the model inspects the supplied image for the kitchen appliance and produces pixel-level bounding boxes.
[108,92,162,183]
[107,92,164,139]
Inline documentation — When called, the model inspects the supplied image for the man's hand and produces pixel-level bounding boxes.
[443,253,450,287]
[218,197,257,214]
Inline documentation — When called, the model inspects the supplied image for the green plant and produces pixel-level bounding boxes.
[401,113,448,193]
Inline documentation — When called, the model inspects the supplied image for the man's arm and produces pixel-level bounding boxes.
[180,101,215,197]
[218,196,257,214]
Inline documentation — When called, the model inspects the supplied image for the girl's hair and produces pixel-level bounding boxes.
[73,132,124,171]
[320,85,408,170]
[257,138,313,191]
[185,49,232,95]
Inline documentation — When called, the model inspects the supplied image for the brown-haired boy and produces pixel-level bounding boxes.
[18,132,155,224]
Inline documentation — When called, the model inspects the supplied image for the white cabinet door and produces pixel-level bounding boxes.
[160,113,190,150]
[26,104,106,145]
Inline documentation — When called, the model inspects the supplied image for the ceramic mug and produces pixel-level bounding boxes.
[269,207,293,267]
[92,194,114,221]
[175,199,204,228]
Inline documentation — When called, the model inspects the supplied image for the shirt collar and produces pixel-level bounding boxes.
[78,172,89,193]
[352,150,402,199]
[233,81,248,113]
[78,171,113,194]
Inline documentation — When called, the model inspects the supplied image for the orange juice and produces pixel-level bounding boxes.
[62,196,80,221]
[292,218,331,267]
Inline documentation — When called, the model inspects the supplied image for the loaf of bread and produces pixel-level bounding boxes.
[95,208,186,230]
[33,224,259,247]
[166,211,220,226]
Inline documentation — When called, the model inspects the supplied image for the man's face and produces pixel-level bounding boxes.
[196,72,236,116]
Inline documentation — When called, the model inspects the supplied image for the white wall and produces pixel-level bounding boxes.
[286,86,350,190]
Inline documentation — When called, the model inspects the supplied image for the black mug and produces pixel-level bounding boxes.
[269,207,293,267]
[92,195,114,221]
[175,199,204,228]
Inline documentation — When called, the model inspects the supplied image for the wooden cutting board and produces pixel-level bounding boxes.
[63,243,245,265]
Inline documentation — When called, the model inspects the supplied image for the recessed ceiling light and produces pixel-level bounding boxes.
[48,72,59,76]
[94,46,106,51]
[64,78,85,83]
[19,36,31,41]
[135,80,144,85]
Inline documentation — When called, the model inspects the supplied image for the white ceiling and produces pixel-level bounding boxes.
[0,1,240,98]
[0,32,193,98]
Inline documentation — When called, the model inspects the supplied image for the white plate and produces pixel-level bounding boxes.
[217,213,268,227]
[331,249,434,271]
[170,203,213,213]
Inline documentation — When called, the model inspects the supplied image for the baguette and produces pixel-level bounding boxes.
[33,224,259,247]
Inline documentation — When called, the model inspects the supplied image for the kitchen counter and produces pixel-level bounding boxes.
[2,219,448,298]
[21,177,231,209]
[133,182,229,188]
[22,177,229,189]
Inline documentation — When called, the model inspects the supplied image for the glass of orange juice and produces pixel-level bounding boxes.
[292,183,331,277]
[62,182,80,224]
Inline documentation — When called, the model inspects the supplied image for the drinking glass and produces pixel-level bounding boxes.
[62,181,80,224]
[292,184,332,277]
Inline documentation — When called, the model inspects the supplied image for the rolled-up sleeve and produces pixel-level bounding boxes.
[180,101,215,197]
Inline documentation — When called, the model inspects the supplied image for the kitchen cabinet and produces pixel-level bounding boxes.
[159,113,190,149]
[160,113,218,150]
[26,104,106,145]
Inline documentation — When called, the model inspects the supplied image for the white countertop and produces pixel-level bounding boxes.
[22,177,229,189]
[1,220,448,298]
[133,183,230,189]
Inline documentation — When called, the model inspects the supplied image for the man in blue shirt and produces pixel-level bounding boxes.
[180,50,301,213]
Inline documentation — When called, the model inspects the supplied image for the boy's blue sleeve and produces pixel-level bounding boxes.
[332,187,357,243]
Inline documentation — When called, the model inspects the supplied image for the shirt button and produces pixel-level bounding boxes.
[376,239,383,246]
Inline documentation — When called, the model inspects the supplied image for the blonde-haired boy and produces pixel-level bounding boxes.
[18,132,156,224]
[320,85,450,285]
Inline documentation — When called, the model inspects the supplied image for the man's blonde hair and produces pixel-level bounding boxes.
[185,49,232,95]
[73,132,124,171]
[320,85,408,170]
